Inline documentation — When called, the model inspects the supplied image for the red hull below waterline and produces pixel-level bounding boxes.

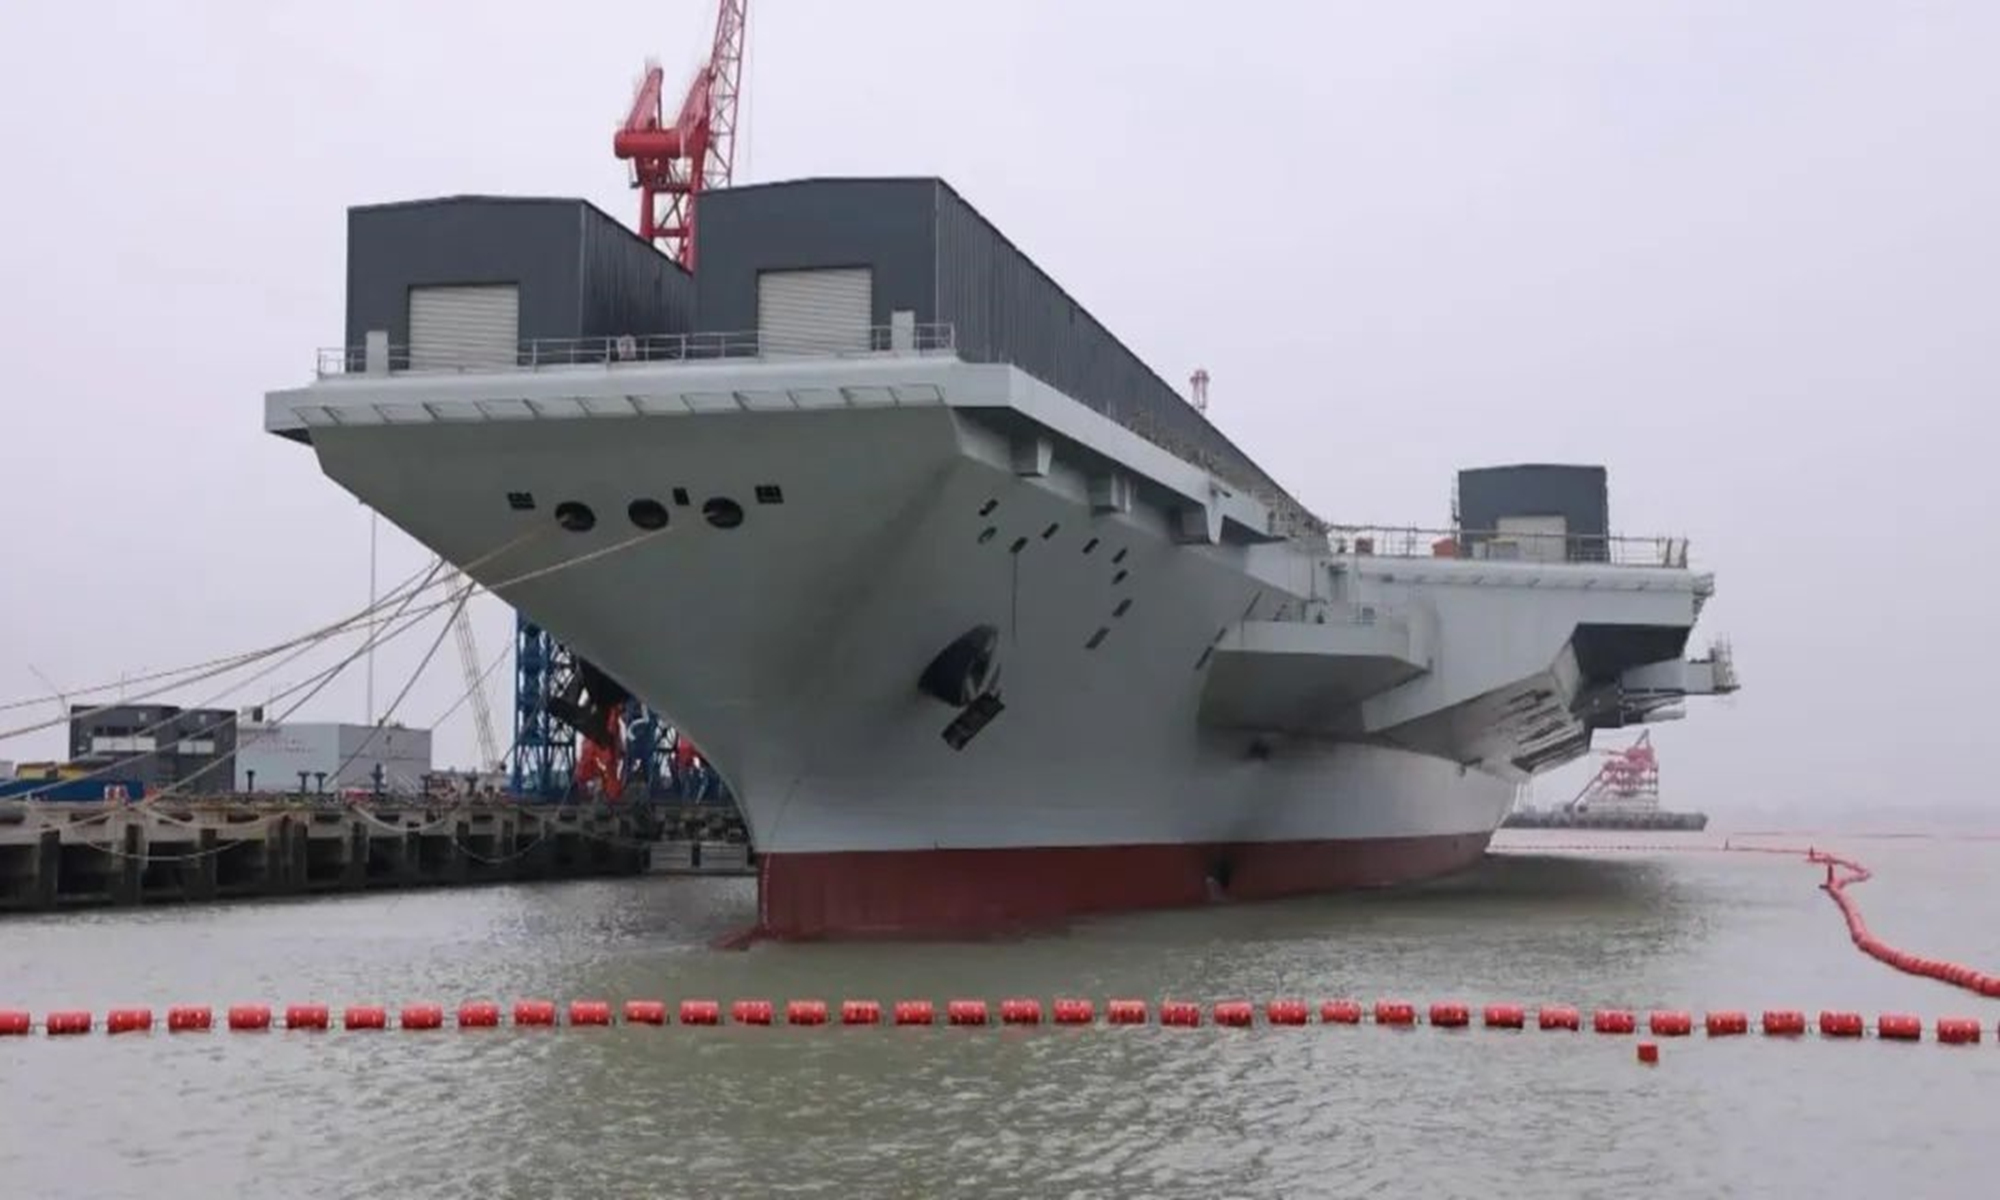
[751,833,1494,940]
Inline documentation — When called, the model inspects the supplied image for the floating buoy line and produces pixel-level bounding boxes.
[1509,841,2000,999]
[0,997,1990,1050]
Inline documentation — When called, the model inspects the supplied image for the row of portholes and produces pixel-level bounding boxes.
[554,496,746,533]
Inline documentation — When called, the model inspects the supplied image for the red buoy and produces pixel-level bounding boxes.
[107,1008,153,1034]
[1483,1003,1526,1029]
[948,999,990,1027]
[1429,1002,1470,1028]
[44,1010,91,1036]
[514,999,558,1027]
[1648,1010,1693,1037]
[731,999,774,1026]
[1637,1041,1660,1065]
[1213,1001,1254,1028]
[1593,1009,1636,1035]
[893,1000,935,1026]
[1321,999,1363,1025]
[227,1004,272,1032]
[1936,1017,1982,1045]
[1704,1010,1749,1036]
[401,1003,445,1031]
[284,1004,330,1031]
[1266,999,1310,1026]
[786,999,828,1026]
[1539,1005,1580,1031]
[1818,1010,1865,1038]
[1053,998,1096,1025]
[1374,1000,1416,1027]
[1761,1009,1807,1036]
[840,1000,881,1026]
[623,1000,668,1026]
[1000,998,1043,1025]
[679,999,721,1026]
[1876,1012,1921,1041]
[0,1010,33,1036]
[1106,999,1148,1025]
[456,1002,501,1028]
[1159,1000,1202,1027]
[568,1000,612,1027]
[343,1005,387,1031]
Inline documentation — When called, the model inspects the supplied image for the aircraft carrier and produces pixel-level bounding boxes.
[264,177,1738,938]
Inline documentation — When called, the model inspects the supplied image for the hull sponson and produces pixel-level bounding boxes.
[758,832,1493,939]
[281,357,1689,937]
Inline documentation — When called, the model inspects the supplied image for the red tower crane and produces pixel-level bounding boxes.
[611,0,749,268]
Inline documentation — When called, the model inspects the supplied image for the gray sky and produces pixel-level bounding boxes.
[2,0,1995,818]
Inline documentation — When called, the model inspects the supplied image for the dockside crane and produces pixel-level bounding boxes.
[612,0,749,267]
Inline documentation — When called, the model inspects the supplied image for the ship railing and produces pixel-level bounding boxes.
[1327,524,1691,569]
[1264,598,1402,626]
[315,323,959,378]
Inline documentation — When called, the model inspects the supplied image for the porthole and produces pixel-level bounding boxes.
[628,499,669,530]
[702,497,745,529]
[554,502,596,533]
[978,526,997,544]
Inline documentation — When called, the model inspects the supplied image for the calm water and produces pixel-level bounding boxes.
[3,830,1997,1199]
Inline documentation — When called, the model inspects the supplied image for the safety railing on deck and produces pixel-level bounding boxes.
[1327,525,1691,569]
[315,323,959,378]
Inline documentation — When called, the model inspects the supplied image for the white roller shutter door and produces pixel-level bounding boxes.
[1495,514,1570,563]
[409,284,520,370]
[757,268,873,355]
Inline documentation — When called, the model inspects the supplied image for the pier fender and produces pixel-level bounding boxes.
[918,624,1001,707]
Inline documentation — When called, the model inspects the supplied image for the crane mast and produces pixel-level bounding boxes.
[611,0,748,267]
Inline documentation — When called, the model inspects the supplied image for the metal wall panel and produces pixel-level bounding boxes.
[576,203,695,339]
[1456,465,1610,561]
[930,183,1305,518]
[692,179,939,332]
[346,197,690,354]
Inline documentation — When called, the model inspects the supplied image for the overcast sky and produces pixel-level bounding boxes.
[1,0,1994,819]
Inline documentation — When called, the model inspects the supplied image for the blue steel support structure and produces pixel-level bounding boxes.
[510,615,575,800]
[511,615,735,803]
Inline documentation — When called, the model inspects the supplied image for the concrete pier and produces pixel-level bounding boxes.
[0,799,648,913]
